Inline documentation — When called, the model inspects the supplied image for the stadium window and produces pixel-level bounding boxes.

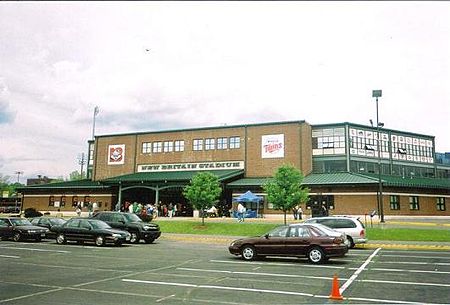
[409,196,420,210]
[436,197,446,211]
[142,142,152,154]
[205,138,215,150]
[229,136,240,149]
[174,140,184,152]
[217,137,228,150]
[152,142,162,153]
[193,139,203,151]
[163,141,173,152]
[48,196,55,207]
[389,195,400,210]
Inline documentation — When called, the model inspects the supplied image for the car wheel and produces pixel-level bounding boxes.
[308,246,325,264]
[56,233,66,244]
[347,236,355,249]
[35,236,42,242]
[130,232,139,243]
[95,235,105,247]
[144,237,154,244]
[241,245,256,261]
[13,232,22,242]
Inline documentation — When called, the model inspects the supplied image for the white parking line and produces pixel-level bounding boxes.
[122,279,315,297]
[380,254,450,260]
[177,267,341,281]
[0,254,20,259]
[0,246,70,253]
[210,259,346,269]
[340,247,381,294]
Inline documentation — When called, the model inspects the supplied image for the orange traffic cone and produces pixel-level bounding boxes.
[329,274,344,300]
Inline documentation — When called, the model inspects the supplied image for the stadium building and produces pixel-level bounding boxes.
[19,120,450,218]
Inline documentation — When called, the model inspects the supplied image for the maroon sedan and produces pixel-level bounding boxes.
[228,223,349,264]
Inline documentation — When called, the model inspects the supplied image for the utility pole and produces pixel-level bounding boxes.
[78,153,87,179]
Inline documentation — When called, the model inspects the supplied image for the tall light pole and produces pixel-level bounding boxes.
[92,106,99,140]
[14,171,23,184]
[372,90,385,223]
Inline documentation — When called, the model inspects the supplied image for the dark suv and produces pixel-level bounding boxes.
[92,212,160,244]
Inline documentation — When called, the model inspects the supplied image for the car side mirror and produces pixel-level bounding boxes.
[264,234,269,239]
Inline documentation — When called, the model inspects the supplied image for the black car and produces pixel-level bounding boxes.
[52,218,131,246]
[229,223,349,264]
[92,211,161,244]
[30,217,67,238]
[0,217,49,242]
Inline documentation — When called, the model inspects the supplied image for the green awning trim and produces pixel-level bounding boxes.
[228,172,450,190]
[101,169,244,183]
[363,174,450,189]
[17,179,109,190]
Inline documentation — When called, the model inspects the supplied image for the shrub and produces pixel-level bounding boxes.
[24,208,43,218]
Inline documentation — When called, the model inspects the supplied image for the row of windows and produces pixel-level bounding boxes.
[48,196,98,208]
[142,137,241,154]
[312,136,346,149]
[392,143,433,157]
[142,140,185,154]
[389,195,446,211]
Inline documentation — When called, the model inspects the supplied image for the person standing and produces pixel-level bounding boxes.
[298,207,303,220]
[237,203,245,222]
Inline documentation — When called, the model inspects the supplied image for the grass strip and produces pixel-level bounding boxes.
[155,220,450,242]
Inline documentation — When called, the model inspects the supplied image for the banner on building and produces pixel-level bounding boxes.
[261,134,285,158]
[108,144,125,165]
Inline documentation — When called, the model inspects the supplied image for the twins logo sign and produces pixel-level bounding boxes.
[261,134,285,158]
[108,144,125,165]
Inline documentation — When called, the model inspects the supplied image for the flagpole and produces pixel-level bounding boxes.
[92,106,99,140]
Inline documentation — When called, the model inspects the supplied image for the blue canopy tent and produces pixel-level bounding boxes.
[233,191,263,218]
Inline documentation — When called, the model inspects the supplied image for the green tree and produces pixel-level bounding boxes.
[183,172,222,225]
[263,164,309,225]
[69,170,84,181]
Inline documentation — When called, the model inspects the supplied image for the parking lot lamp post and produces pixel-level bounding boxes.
[372,90,385,223]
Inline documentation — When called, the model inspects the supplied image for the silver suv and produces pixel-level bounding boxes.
[304,216,367,248]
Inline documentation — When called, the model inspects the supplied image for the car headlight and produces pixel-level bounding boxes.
[28,230,37,233]
[143,225,156,230]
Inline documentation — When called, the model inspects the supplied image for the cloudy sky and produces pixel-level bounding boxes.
[1,2,449,183]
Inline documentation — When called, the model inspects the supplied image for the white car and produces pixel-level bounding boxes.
[304,216,367,248]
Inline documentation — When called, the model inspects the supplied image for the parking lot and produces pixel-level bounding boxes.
[0,237,449,304]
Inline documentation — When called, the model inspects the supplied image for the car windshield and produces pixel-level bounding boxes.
[10,219,33,226]
[123,213,142,222]
[265,226,289,237]
[89,220,111,230]
[49,218,66,226]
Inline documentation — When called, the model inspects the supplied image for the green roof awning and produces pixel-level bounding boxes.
[364,174,450,190]
[228,172,378,188]
[303,173,378,185]
[17,179,110,190]
[102,169,244,184]
[228,172,450,190]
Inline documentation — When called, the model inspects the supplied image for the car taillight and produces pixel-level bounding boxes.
[360,229,365,237]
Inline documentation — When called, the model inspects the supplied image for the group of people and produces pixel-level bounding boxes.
[73,201,98,217]
[292,205,303,220]
[117,201,183,219]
